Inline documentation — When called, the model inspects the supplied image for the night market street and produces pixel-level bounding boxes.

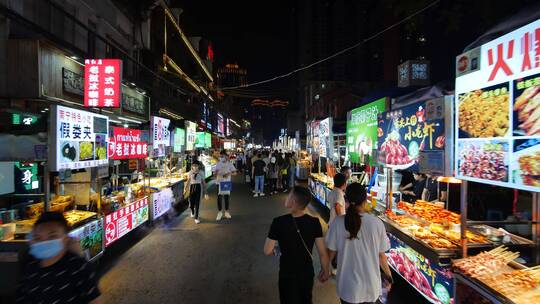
[97,177,426,304]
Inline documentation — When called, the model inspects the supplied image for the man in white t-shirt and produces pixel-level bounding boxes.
[327,173,347,224]
[213,150,237,221]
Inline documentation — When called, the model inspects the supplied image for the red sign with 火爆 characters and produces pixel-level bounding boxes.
[84,59,121,108]
[109,127,148,159]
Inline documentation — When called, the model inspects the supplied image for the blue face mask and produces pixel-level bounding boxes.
[29,239,65,260]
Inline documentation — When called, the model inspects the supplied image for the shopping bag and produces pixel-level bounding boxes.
[219,181,232,195]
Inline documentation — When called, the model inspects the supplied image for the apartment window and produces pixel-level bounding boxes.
[87,20,96,57]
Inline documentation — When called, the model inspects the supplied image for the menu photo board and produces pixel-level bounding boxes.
[109,127,148,160]
[173,128,185,153]
[378,100,445,171]
[455,19,540,192]
[68,219,103,261]
[50,105,109,171]
[104,196,149,247]
[185,121,197,151]
[150,116,171,157]
[346,98,388,164]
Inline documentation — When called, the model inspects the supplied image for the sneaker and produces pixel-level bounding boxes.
[195,219,201,224]
[283,189,288,193]
[190,211,195,218]
[253,193,259,197]
[260,193,266,197]
[224,211,231,219]
[216,211,223,221]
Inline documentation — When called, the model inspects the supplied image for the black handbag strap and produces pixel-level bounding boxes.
[291,215,313,261]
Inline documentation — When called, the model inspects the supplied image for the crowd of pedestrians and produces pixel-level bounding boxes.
[244,149,298,197]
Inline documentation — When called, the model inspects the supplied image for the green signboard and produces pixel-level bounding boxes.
[195,132,205,148]
[173,128,185,153]
[346,98,387,164]
[205,132,212,148]
[14,162,40,192]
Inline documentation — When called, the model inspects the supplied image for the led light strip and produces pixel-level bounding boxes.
[160,1,214,82]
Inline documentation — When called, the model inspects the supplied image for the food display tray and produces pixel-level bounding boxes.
[454,272,516,304]
[381,216,458,262]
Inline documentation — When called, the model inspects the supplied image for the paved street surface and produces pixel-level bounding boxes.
[97,176,427,304]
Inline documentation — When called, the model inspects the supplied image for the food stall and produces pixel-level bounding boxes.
[307,118,336,208]
[141,116,186,223]
[296,150,311,180]
[196,131,216,179]
[373,95,458,303]
[450,18,540,304]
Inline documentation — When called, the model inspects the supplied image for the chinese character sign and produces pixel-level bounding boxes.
[455,19,540,192]
[377,100,445,171]
[50,105,109,171]
[84,59,121,108]
[151,116,171,146]
[318,118,332,159]
[185,121,197,151]
[109,127,148,160]
[346,98,387,164]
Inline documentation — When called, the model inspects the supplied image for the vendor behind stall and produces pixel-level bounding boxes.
[398,170,415,203]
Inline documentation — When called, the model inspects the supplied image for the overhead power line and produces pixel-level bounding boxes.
[221,0,441,90]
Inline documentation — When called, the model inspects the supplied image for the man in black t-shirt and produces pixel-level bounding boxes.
[17,212,101,304]
[264,186,330,303]
[253,154,267,197]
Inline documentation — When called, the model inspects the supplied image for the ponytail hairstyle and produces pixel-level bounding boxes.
[344,183,367,240]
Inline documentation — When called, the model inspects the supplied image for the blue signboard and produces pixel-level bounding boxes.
[377,100,445,171]
[387,233,453,304]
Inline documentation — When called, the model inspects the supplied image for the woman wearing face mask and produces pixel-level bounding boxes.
[185,162,207,224]
[325,183,392,304]
[213,150,237,221]
[17,212,102,304]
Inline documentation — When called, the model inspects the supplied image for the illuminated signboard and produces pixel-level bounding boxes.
[217,113,224,136]
[14,162,39,192]
[387,233,453,304]
[195,132,205,148]
[151,188,173,220]
[205,132,212,148]
[346,98,387,164]
[377,101,445,171]
[68,219,103,261]
[319,118,332,158]
[104,197,149,247]
[151,116,170,157]
[109,127,148,160]
[185,121,197,151]
[173,128,185,153]
[84,59,121,108]
[50,105,109,171]
[455,19,540,192]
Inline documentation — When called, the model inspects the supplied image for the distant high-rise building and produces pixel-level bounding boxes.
[217,63,248,88]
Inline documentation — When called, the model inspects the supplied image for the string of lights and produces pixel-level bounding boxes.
[219,0,441,90]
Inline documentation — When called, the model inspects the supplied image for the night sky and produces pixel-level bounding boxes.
[171,0,538,141]
[174,1,294,93]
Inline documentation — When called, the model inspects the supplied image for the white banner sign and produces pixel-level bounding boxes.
[50,105,109,171]
[151,188,173,220]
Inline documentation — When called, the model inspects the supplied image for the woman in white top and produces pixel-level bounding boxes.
[325,183,393,304]
[185,163,206,224]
